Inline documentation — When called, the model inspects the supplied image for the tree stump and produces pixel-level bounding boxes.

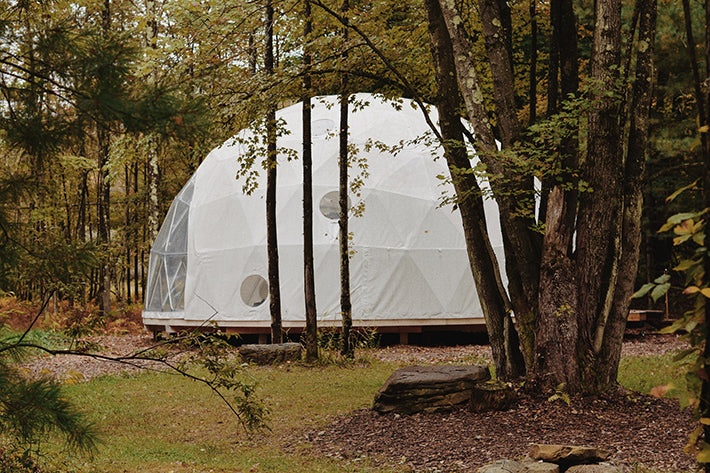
[470,380,517,412]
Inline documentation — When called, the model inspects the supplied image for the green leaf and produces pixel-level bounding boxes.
[632,283,655,299]
[651,282,671,302]
[654,274,671,284]
[694,232,706,246]
[675,259,700,271]
[665,180,699,203]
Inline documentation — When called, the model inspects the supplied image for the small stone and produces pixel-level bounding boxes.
[566,465,623,473]
[521,457,560,472]
[477,459,526,473]
[528,444,610,466]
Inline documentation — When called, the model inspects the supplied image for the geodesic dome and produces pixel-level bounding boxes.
[142,94,505,334]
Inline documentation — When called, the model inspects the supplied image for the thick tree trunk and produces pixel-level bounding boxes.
[265,0,282,344]
[302,0,318,363]
[574,0,624,391]
[533,0,581,390]
[339,0,353,358]
[424,0,524,380]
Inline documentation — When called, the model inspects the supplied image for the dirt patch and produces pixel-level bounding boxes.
[295,392,695,472]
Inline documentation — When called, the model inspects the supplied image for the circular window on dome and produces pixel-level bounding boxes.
[319,191,350,220]
[240,275,269,307]
[312,118,336,137]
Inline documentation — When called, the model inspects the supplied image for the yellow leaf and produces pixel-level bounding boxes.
[684,286,700,295]
[700,418,710,425]
[700,125,710,133]
[701,288,710,299]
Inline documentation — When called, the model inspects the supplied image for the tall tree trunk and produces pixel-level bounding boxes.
[146,0,160,244]
[302,0,318,362]
[424,0,525,379]
[437,0,540,369]
[339,0,353,358]
[598,0,657,389]
[133,163,140,301]
[574,0,623,391]
[124,164,132,303]
[97,125,111,315]
[265,0,282,344]
[533,0,581,390]
[528,0,538,126]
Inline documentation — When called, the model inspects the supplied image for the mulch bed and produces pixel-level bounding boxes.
[294,391,696,472]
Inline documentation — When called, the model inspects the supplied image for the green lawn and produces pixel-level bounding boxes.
[34,348,689,473]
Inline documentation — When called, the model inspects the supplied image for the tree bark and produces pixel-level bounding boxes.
[302,0,318,362]
[528,0,538,125]
[424,0,525,379]
[598,0,656,388]
[533,0,581,390]
[437,0,539,369]
[575,0,624,391]
[265,0,282,344]
[339,0,353,358]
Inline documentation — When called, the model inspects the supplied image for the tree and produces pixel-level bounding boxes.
[265,0,283,344]
[338,0,354,359]
[302,0,318,362]
[430,0,657,393]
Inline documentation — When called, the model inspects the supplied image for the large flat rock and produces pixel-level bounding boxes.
[373,365,490,414]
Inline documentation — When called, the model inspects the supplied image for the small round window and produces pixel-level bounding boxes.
[240,275,269,307]
[319,190,350,220]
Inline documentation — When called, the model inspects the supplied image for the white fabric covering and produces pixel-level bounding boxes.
[142,94,505,330]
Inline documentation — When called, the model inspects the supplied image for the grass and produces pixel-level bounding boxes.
[43,356,404,473]
[25,346,692,473]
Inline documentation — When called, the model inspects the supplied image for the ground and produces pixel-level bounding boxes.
[21,331,696,472]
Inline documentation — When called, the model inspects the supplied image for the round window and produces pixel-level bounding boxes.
[240,275,269,307]
[319,190,350,220]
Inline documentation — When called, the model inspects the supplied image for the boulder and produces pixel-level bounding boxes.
[470,380,517,412]
[239,342,302,364]
[528,444,611,466]
[373,365,490,414]
[565,465,623,473]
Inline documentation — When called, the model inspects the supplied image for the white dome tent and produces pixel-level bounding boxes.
[142,94,505,340]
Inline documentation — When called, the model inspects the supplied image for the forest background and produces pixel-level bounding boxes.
[0,0,704,341]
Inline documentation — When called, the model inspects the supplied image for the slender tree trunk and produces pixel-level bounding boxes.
[133,163,140,301]
[528,0,537,125]
[424,0,524,379]
[302,0,318,362]
[96,0,112,316]
[265,0,282,344]
[437,0,540,369]
[125,164,132,303]
[146,0,160,244]
[97,125,112,315]
[339,0,353,358]
[599,0,656,388]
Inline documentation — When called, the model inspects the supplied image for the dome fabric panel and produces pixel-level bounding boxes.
[143,94,506,331]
